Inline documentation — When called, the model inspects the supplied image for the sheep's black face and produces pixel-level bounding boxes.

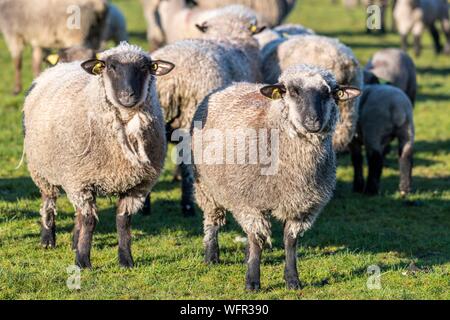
[105,57,151,108]
[287,84,330,133]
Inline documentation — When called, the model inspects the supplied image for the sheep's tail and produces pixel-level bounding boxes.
[15,146,26,170]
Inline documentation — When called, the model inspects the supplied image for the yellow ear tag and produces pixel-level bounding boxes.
[46,54,59,65]
[271,88,281,100]
[92,62,104,75]
[250,24,258,33]
[151,63,158,71]
[337,90,345,99]
[95,53,101,59]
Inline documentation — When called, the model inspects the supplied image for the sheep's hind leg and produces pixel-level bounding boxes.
[429,23,442,54]
[283,220,302,290]
[349,139,364,193]
[40,194,57,249]
[365,148,383,195]
[116,194,146,268]
[397,126,414,196]
[180,163,195,216]
[74,193,97,269]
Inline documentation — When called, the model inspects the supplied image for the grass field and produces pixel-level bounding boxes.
[0,0,449,300]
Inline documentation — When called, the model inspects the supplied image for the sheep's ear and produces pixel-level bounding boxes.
[334,86,361,102]
[46,54,60,66]
[81,59,106,75]
[150,60,175,76]
[260,84,286,100]
[196,22,208,33]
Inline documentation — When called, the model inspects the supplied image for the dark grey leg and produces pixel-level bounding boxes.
[204,224,220,264]
[413,34,421,57]
[13,55,22,95]
[75,197,97,269]
[350,139,364,193]
[72,208,82,250]
[141,193,151,216]
[116,213,133,268]
[180,163,195,216]
[398,129,414,196]
[40,195,57,249]
[429,23,442,54]
[401,34,408,51]
[283,221,301,290]
[365,149,383,195]
[246,233,262,291]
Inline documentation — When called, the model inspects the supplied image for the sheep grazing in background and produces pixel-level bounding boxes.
[394,0,450,56]
[102,3,129,47]
[141,0,296,47]
[0,0,108,95]
[193,0,297,26]
[261,34,363,152]
[192,65,360,290]
[23,43,174,268]
[365,48,417,105]
[255,23,315,50]
[147,5,265,216]
[350,83,414,195]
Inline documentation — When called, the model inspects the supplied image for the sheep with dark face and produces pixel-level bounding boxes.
[23,43,174,268]
[192,65,360,290]
[350,83,414,195]
[365,48,417,105]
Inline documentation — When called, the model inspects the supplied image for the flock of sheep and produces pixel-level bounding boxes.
[0,0,445,290]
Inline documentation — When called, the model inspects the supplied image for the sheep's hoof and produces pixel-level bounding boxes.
[285,278,302,290]
[182,203,196,217]
[204,254,219,265]
[245,281,261,291]
[75,254,92,269]
[40,226,56,249]
[118,253,134,268]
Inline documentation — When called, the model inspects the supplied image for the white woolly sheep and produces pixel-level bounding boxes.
[255,23,315,50]
[365,48,417,105]
[147,5,265,217]
[394,0,450,56]
[23,43,174,268]
[0,0,108,95]
[192,65,360,290]
[350,83,414,195]
[261,34,363,152]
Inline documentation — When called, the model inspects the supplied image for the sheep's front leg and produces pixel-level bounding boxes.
[283,220,301,290]
[398,126,414,196]
[429,23,442,54]
[75,194,97,269]
[180,163,195,216]
[72,208,82,250]
[40,194,57,249]
[349,139,364,193]
[32,46,43,77]
[365,148,383,195]
[116,194,145,267]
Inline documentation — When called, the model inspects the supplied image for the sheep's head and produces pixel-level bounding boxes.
[81,43,174,109]
[195,5,266,40]
[260,65,361,136]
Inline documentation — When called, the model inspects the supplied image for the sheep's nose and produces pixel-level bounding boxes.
[118,90,138,107]
[303,117,322,133]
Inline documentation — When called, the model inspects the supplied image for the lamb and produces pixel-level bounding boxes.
[365,48,417,105]
[23,43,174,268]
[0,0,108,95]
[101,3,128,47]
[148,5,265,216]
[393,0,450,56]
[261,34,363,152]
[192,65,361,290]
[349,83,414,195]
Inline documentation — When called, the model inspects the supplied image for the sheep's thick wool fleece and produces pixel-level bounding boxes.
[192,80,337,241]
[23,45,166,210]
[262,35,363,152]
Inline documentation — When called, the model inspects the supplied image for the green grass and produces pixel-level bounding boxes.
[0,0,449,300]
